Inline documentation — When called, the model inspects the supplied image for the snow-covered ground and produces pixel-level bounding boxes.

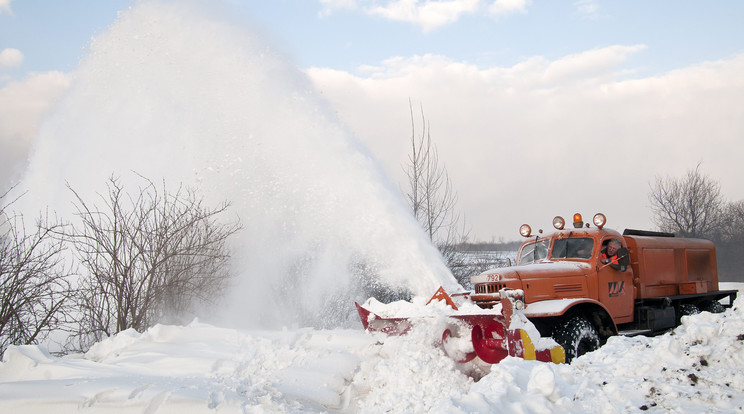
[1,283,742,413]
[4,3,743,412]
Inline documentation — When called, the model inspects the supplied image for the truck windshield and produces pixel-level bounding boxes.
[550,238,594,260]
[518,240,550,264]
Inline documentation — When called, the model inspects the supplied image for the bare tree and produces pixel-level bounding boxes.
[719,200,744,243]
[648,166,744,281]
[403,101,472,285]
[64,175,240,350]
[405,101,459,241]
[716,199,744,281]
[0,188,74,356]
[648,164,724,238]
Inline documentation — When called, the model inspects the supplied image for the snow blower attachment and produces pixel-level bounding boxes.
[355,287,565,364]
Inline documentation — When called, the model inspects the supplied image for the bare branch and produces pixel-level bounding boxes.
[648,163,723,238]
[64,175,240,350]
[0,190,75,356]
[402,101,471,286]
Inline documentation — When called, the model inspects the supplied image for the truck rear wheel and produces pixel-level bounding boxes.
[701,300,725,314]
[677,303,700,324]
[552,316,600,363]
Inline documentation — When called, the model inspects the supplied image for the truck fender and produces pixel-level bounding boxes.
[522,298,618,338]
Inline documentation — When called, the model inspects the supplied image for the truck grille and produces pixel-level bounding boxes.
[475,283,506,294]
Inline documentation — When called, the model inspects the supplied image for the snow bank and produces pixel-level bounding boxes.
[2,290,744,413]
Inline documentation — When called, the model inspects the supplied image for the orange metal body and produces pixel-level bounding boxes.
[470,227,725,329]
[355,219,734,366]
[623,235,718,299]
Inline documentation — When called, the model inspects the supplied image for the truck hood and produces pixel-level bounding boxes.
[471,261,592,284]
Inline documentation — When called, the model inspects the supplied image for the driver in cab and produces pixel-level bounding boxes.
[600,238,629,272]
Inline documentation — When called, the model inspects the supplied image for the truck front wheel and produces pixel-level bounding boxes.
[552,316,600,363]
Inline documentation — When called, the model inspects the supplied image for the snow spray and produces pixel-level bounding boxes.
[16,1,457,328]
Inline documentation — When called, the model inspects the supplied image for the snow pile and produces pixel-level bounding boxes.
[2,288,743,413]
[448,298,744,413]
[362,293,494,319]
[0,323,376,413]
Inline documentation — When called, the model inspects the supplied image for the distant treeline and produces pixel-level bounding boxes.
[454,240,522,252]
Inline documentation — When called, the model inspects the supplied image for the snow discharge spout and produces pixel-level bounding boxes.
[16,0,457,328]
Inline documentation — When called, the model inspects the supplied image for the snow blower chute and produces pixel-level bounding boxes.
[355,287,565,364]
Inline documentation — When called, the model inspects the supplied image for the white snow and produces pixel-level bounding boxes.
[4,2,744,412]
[2,284,742,413]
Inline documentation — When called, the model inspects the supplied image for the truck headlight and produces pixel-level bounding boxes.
[519,224,532,237]
[593,213,606,229]
[553,216,565,230]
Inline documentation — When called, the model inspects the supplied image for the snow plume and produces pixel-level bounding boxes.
[15,0,456,329]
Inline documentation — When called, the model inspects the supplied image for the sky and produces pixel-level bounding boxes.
[1,0,743,241]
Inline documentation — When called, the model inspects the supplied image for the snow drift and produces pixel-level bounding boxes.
[1,286,742,413]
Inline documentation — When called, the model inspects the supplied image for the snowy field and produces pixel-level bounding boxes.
[3,2,743,412]
[1,283,742,413]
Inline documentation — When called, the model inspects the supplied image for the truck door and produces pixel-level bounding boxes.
[597,239,634,324]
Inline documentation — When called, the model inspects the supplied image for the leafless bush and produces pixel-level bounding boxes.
[64,175,240,350]
[0,188,74,356]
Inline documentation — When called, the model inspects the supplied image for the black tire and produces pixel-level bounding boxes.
[552,316,600,363]
[701,300,725,314]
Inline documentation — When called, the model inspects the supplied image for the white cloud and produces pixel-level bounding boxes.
[318,0,359,17]
[307,51,744,240]
[0,48,23,68]
[335,45,646,86]
[320,0,358,7]
[542,45,647,85]
[573,0,599,18]
[0,71,70,187]
[0,0,12,15]
[366,0,480,31]
[487,0,529,17]
[318,0,528,31]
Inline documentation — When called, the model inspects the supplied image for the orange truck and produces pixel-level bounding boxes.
[356,213,738,364]
[467,212,737,361]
